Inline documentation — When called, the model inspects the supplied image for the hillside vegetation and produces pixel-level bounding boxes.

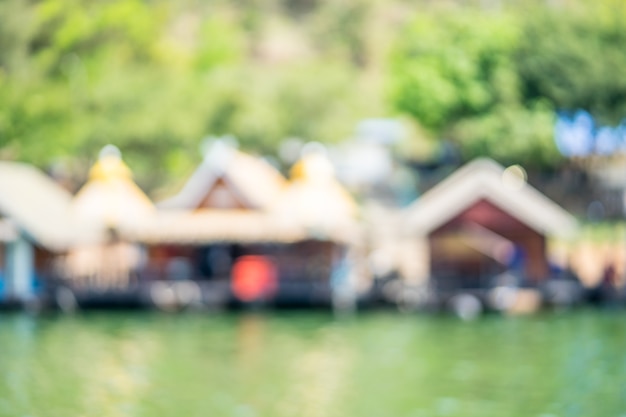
[1,0,625,190]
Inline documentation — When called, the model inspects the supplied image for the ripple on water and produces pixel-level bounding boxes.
[0,310,624,417]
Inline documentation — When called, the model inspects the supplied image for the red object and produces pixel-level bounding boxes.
[231,256,278,302]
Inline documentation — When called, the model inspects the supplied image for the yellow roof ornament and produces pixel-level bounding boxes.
[289,151,335,182]
[88,145,132,182]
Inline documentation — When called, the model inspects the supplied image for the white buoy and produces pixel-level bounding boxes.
[449,294,483,321]
[174,281,203,308]
[55,287,78,313]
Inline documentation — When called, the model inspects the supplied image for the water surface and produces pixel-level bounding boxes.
[0,310,625,417]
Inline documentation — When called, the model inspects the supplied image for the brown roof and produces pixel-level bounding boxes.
[158,144,287,211]
[0,162,77,251]
[404,158,577,237]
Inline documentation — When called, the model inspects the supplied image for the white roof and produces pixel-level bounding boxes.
[0,162,78,251]
[405,159,578,238]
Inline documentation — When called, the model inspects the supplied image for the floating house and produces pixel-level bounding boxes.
[403,159,577,294]
[130,143,292,292]
[0,162,76,303]
[43,142,363,309]
[54,147,154,306]
[267,151,363,307]
[124,144,363,308]
[0,147,589,315]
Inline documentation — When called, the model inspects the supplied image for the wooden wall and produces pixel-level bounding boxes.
[429,198,549,285]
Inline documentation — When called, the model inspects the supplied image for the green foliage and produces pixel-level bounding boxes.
[451,104,560,167]
[388,9,562,168]
[388,0,626,168]
[390,11,520,130]
[0,0,383,189]
[516,4,626,125]
[194,17,246,71]
[2,0,626,189]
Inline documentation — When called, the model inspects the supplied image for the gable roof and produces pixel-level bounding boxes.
[128,152,361,245]
[404,158,577,237]
[271,152,360,243]
[71,149,154,241]
[0,162,77,251]
[158,144,286,211]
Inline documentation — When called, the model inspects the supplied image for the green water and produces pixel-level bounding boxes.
[0,310,625,417]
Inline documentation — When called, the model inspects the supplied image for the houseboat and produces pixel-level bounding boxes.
[399,159,580,315]
[0,162,79,308]
[126,143,365,310]
[52,145,154,309]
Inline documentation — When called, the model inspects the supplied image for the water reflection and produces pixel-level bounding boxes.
[79,334,155,417]
[236,314,265,373]
[0,312,625,416]
[278,324,353,417]
[2,316,35,414]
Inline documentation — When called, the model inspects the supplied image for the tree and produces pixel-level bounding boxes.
[516,5,626,125]
[389,11,520,131]
[388,9,561,167]
[0,0,383,191]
